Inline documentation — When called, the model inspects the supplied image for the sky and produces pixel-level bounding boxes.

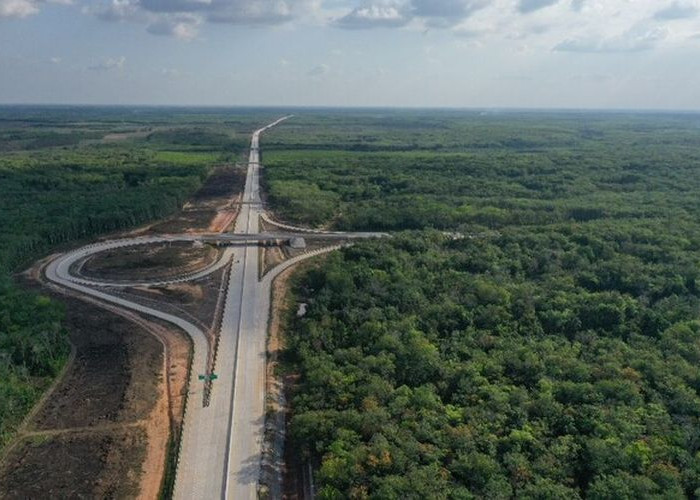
[1,0,700,109]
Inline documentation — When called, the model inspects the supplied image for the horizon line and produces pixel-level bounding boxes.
[1,102,700,115]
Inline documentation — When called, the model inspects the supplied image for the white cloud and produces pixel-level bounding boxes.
[215,0,322,25]
[88,56,126,71]
[337,3,409,29]
[570,0,586,12]
[518,0,559,14]
[554,26,669,53]
[307,63,330,76]
[654,1,698,20]
[89,0,319,38]
[159,67,183,78]
[3,0,700,56]
[137,0,316,25]
[146,13,200,39]
[0,0,70,18]
[0,0,38,17]
[336,0,488,29]
[91,0,142,22]
[444,0,698,55]
[139,0,213,13]
[412,0,487,27]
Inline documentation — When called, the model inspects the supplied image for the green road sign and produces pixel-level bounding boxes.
[198,373,218,381]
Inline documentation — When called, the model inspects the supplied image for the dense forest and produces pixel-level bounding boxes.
[0,106,267,450]
[267,111,700,498]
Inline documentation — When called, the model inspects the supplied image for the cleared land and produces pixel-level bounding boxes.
[80,242,220,282]
[145,166,246,235]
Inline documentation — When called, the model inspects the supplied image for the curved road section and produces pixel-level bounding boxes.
[44,117,380,499]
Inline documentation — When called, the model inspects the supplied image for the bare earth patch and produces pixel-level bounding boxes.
[80,242,219,282]
[119,266,227,334]
[262,245,289,277]
[0,427,147,499]
[0,278,190,499]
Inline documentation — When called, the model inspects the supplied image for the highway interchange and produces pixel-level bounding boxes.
[44,118,382,499]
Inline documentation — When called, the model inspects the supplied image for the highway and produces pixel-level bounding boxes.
[43,117,380,499]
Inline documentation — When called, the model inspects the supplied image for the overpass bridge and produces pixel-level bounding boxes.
[198,231,385,248]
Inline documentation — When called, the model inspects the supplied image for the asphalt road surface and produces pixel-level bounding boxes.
[171,117,291,500]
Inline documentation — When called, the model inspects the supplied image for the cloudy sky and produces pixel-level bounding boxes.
[1,0,700,109]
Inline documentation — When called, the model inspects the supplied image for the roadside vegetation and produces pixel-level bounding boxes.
[267,111,700,498]
[0,106,269,452]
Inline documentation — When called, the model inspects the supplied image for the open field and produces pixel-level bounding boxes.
[266,111,700,498]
